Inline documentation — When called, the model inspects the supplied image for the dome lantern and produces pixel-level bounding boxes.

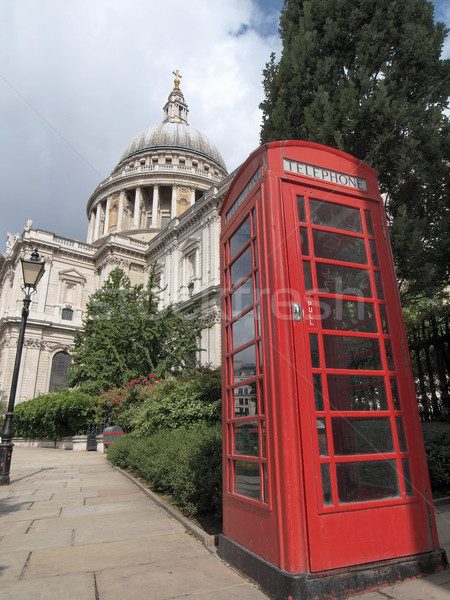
[163,70,189,125]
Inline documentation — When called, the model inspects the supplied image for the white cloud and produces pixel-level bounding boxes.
[0,0,281,242]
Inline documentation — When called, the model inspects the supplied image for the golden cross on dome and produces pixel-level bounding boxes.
[173,70,182,89]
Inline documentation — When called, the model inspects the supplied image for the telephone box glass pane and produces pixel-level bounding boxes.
[323,335,382,370]
[232,277,254,317]
[310,198,363,233]
[365,209,375,235]
[327,375,388,411]
[232,310,255,350]
[233,384,257,417]
[313,230,367,265]
[332,417,394,455]
[336,460,400,503]
[230,217,250,259]
[317,419,328,456]
[313,374,324,410]
[309,334,320,367]
[396,417,408,452]
[320,298,377,333]
[231,247,252,287]
[379,304,390,333]
[233,345,256,378]
[235,422,259,456]
[303,261,313,290]
[385,340,396,370]
[297,195,306,222]
[316,263,372,297]
[263,463,269,504]
[402,459,414,496]
[390,378,400,410]
[369,240,379,266]
[321,464,333,505]
[235,460,260,500]
[300,228,309,255]
[374,271,384,299]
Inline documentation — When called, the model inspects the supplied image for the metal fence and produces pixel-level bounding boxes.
[407,313,450,421]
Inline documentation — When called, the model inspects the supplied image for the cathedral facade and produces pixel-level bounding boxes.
[0,76,233,405]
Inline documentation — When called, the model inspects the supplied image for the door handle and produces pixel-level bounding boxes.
[293,302,302,321]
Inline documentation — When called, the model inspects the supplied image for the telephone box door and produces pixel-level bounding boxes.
[282,183,436,572]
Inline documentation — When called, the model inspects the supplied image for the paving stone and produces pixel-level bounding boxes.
[0,549,31,580]
[85,493,144,506]
[3,506,62,521]
[380,576,450,599]
[0,500,33,512]
[180,584,270,600]
[60,499,150,518]
[73,518,185,545]
[0,519,33,535]
[0,529,73,552]
[28,507,174,534]
[95,554,267,600]
[98,486,141,497]
[0,572,96,599]
[23,533,203,578]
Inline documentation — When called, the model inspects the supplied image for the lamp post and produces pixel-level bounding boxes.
[0,248,45,485]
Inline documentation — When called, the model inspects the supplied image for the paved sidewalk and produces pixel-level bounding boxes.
[0,447,449,600]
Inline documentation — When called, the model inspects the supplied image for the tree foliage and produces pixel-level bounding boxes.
[260,0,450,304]
[68,267,203,392]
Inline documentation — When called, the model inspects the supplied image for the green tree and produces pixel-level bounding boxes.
[69,267,203,392]
[260,0,450,305]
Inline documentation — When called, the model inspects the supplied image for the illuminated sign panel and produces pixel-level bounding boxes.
[226,168,261,221]
[284,158,367,191]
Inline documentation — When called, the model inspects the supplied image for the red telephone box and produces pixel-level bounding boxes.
[218,141,447,599]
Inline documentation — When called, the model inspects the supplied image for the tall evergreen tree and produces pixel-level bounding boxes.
[261,0,450,304]
[69,267,203,392]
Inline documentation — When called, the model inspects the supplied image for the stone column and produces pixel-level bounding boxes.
[93,204,102,241]
[103,197,111,235]
[117,191,126,232]
[190,188,196,206]
[151,185,159,228]
[171,186,177,220]
[134,187,142,229]
[37,259,50,314]
[87,212,96,243]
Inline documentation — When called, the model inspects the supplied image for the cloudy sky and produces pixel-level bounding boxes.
[1,0,449,246]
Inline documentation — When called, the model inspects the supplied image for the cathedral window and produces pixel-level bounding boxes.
[61,308,73,321]
[49,352,71,391]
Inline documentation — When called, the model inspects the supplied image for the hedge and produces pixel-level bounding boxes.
[13,390,97,441]
[106,423,222,519]
[422,429,450,492]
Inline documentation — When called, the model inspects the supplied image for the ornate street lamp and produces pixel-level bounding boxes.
[0,248,45,485]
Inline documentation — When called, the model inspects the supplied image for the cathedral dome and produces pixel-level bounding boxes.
[86,73,228,245]
[118,73,226,171]
[120,122,227,171]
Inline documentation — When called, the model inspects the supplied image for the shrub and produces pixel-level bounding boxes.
[14,390,97,440]
[423,429,450,491]
[130,372,222,435]
[107,422,222,519]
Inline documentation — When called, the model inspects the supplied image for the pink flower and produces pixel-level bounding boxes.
[114,399,119,405]
[149,373,156,379]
